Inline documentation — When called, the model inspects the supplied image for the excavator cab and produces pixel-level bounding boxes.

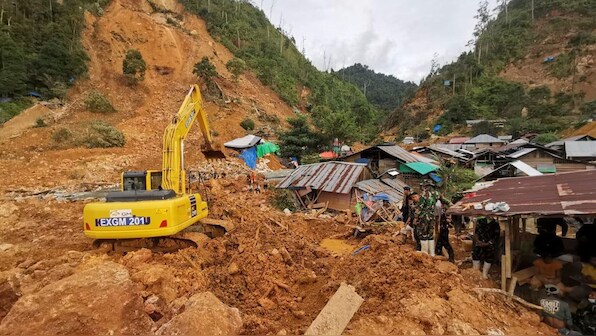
[121,170,163,191]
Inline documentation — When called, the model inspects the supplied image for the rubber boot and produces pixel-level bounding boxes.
[472,260,480,271]
[420,240,429,254]
[482,262,491,279]
[428,240,436,257]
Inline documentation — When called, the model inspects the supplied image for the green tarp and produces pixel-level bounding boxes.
[256,142,280,158]
[399,162,439,175]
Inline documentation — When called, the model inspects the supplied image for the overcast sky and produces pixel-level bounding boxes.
[256,0,498,83]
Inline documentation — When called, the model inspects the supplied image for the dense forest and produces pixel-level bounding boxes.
[177,0,383,144]
[0,0,110,123]
[336,63,417,115]
[387,0,595,140]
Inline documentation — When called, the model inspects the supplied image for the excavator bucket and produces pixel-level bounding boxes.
[201,143,226,160]
[201,149,226,160]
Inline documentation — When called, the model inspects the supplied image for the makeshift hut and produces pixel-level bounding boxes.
[448,170,596,294]
[341,144,419,176]
[477,160,542,181]
[277,162,372,211]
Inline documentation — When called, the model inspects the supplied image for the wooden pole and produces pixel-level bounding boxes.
[505,218,512,278]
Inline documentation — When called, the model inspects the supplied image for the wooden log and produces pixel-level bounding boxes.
[473,288,543,310]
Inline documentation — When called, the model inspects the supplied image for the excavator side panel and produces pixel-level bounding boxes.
[83,193,208,239]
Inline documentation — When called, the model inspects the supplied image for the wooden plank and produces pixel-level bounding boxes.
[505,218,512,278]
[508,277,518,295]
[512,266,537,284]
[305,283,364,336]
[501,255,507,291]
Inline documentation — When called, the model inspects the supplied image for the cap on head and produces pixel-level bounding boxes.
[404,186,412,191]
[545,284,560,295]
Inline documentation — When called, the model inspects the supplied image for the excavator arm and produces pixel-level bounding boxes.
[161,85,223,195]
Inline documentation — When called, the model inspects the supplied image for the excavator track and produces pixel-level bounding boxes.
[93,219,233,253]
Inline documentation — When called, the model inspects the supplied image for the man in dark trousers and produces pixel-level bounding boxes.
[472,217,501,279]
[436,213,455,263]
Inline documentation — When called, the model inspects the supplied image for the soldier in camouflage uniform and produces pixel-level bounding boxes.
[413,182,442,256]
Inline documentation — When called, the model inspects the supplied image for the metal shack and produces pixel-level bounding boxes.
[276,161,372,211]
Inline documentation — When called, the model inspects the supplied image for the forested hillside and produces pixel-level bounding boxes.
[336,63,417,115]
[387,0,595,141]
[177,0,381,143]
[0,0,110,123]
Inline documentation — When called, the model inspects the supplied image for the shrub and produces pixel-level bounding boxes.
[240,118,255,131]
[270,189,297,211]
[81,121,126,148]
[193,57,217,83]
[34,118,46,128]
[52,127,73,143]
[532,133,560,145]
[85,91,116,113]
[122,49,147,85]
[226,57,247,82]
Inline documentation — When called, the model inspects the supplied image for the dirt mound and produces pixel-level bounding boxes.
[0,262,153,336]
[565,121,596,138]
[0,104,52,142]
[156,292,242,336]
[332,235,553,335]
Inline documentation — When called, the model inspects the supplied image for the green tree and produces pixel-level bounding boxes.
[316,111,358,143]
[279,115,324,159]
[193,56,218,87]
[0,33,27,97]
[122,49,147,85]
[226,57,247,83]
[471,121,497,136]
[532,133,559,145]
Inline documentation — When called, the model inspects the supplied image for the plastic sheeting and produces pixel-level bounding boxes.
[239,147,257,169]
[256,142,280,158]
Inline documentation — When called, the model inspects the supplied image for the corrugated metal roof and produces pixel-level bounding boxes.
[428,145,466,158]
[510,160,543,176]
[355,179,405,203]
[377,145,419,163]
[465,134,505,144]
[449,137,470,144]
[507,147,537,159]
[410,151,439,164]
[546,135,595,148]
[223,135,262,149]
[400,162,439,175]
[565,141,596,158]
[277,161,366,194]
[448,170,596,216]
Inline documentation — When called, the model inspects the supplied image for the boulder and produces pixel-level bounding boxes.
[0,262,152,336]
[157,292,242,336]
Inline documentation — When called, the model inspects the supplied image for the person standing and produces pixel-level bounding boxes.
[472,217,501,279]
[436,213,455,263]
[414,181,442,256]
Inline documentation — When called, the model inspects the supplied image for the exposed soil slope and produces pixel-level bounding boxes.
[0,0,295,193]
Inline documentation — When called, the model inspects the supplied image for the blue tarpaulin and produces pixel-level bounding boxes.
[433,124,442,133]
[239,147,257,169]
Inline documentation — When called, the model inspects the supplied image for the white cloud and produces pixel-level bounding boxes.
[258,0,498,82]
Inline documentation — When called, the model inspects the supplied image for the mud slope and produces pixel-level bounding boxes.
[0,0,295,192]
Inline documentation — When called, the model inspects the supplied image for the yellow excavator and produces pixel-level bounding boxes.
[83,85,230,252]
